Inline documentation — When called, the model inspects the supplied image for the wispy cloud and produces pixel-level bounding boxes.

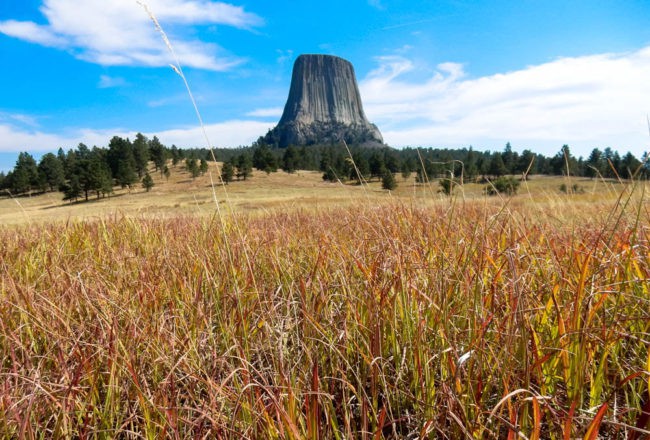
[98,75,127,89]
[0,19,69,47]
[360,47,650,156]
[245,107,283,118]
[0,112,40,128]
[0,0,263,71]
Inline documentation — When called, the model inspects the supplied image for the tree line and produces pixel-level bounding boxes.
[2,135,648,200]
[237,140,648,183]
[0,134,191,201]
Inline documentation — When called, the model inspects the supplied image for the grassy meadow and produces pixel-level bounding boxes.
[1,166,649,438]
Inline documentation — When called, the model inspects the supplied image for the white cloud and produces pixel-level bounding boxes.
[98,75,127,88]
[0,124,123,153]
[245,107,283,118]
[0,0,262,71]
[153,120,275,147]
[0,19,69,47]
[360,48,650,157]
[0,119,274,154]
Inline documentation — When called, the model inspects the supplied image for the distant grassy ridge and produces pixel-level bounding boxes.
[1,188,648,438]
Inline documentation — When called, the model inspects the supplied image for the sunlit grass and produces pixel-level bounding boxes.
[1,187,649,438]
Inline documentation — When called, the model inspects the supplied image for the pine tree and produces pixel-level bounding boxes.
[252,143,278,173]
[199,158,209,175]
[108,136,137,188]
[235,154,253,180]
[149,136,167,173]
[221,161,234,184]
[133,133,150,177]
[282,146,300,173]
[186,158,200,179]
[381,170,397,190]
[369,152,385,181]
[142,173,154,192]
[88,149,113,199]
[37,153,65,192]
[11,152,39,194]
[488,153,507,177]
[585,148,603,178]
[62,175,82,202]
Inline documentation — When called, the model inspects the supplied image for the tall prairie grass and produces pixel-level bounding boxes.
[1,191,649,438]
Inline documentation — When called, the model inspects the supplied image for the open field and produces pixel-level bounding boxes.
[0,161,640,225]
[1,168,649,438]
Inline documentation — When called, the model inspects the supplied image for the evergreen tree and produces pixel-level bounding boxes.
[221,161,234,184]
[620,151,642,178]
[37,153,65,192]
[383,148,400,173]
[142,173,154,192]
[368,151,385,181]
[0,172,5,190]
[550,145,578,176]
[349,152,370,183]
[108,136,137,188]
[170,145,182,167]
[57,147,67,171]
[516,150,537,175]
[186,158,200,179]
[199,158,209,175]
[297,146,314,170]
[62,149,78,181]
[282,146,300,173]
[585,148,604,178]
[149,136,167,173]
[501,142,517,174]
[609,151,622,178]
[252,143,278,173]
[381,170,397,190]
[464,148,478,181]
[235,153,253,180]
[87,149,113,199]
[62,175,82,202]
[640,152,650,179]
[401,157,416,179]
[132,133,150,177]
[487,153,507,177]
[11,152,39,194]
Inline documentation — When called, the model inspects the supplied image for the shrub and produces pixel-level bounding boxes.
[485,176,520,195]
[560,183,584,194]
[438,177,459,195]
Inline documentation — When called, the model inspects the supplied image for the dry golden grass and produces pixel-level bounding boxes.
[0,162,635,226]
[1,164,649,438]
[1,179,648,438]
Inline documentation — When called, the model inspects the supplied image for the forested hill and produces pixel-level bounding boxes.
[1,133,648,201]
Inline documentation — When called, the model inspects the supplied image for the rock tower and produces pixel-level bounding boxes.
[267,54,383,147]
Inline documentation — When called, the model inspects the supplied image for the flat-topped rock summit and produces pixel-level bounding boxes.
[265,54,384,147]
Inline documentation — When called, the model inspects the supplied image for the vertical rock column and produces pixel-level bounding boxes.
[270,54,383,147]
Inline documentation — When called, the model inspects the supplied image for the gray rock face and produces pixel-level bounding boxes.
[269,54,383,147]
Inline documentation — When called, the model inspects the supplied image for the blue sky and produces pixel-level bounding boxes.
[1,0,650,172]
